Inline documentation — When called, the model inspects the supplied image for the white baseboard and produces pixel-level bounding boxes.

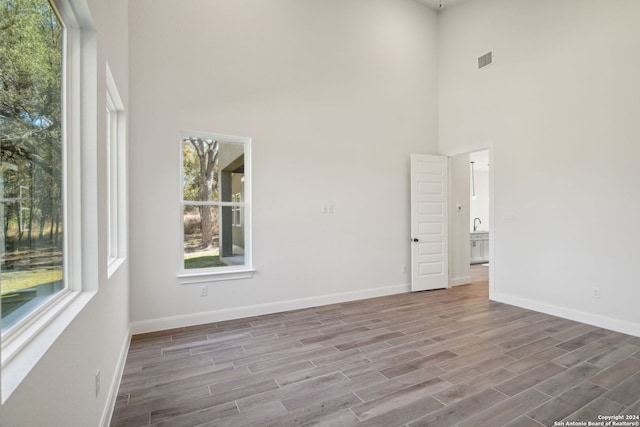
[101,324,131,427]
[491,292,640,338]
[131,283,410,335]
[449,275,471,287]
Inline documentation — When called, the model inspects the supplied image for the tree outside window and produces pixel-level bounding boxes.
[1,0,65,332]
[181,134,248,271]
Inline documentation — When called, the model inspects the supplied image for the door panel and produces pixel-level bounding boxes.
[411,154,448,291]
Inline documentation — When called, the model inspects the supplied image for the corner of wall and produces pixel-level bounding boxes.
[491,292,640,338]
[100,324,132,427]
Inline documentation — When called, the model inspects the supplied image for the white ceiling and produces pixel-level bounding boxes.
[417,0,471,11]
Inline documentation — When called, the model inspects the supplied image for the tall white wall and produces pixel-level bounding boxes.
[128,0,439,329]
[449,153,471,285]
[0,0,131,425]
[439,0,640,334]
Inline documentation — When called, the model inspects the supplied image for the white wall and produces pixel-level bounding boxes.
[449,153,471,285]
[439,0,640,335]
[128,0,439,330]
[0,0,131,425]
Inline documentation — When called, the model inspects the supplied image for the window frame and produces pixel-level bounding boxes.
[1,0,71,345]
[106,64,127,277]
[1,0,97,402]
[232,193,242,227]
[177,130,254,283]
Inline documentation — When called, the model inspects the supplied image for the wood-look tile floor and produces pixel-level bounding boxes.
[112,267,640,427]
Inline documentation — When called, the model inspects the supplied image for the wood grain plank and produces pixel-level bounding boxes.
[494,362,565,397]
[458,388,550,427]
[566,397,625,423]
[603,373,640,406]
[408,388,508,427]
[527,381,607,425]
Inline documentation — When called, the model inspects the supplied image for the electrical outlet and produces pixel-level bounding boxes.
[199,285,208,297]
[95,369,101,397]
[401,265,407,274]
[591,286,601,299]
[321,203,334,214]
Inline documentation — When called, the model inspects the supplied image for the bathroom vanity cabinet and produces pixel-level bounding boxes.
[470,232,489,264]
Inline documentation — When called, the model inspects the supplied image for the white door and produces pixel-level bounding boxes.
[410,154,448,291]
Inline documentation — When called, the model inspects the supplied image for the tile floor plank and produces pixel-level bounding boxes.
[433,368,514,405]
[494,362,565,397]
[457,388,550,427]
[590,357,640,389]
[526,381,607,425]
[603,372,640,406]
[534,363,602,396]
[564,397,625,423]
[407,388,508,427]
[504,346,568,374]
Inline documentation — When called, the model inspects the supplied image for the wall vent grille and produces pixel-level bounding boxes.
[478,51,492,69]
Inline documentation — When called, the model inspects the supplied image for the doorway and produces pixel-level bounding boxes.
[470,264,489,286]
[448,148,492,291]
[469,150,489,286]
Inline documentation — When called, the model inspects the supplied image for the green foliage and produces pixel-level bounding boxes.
[1,266,62,294]
[182,142,202,201]
[1,0,64,300]
[182,139,220,202]
[1,0,63,246]
[1,0,62,138]
[184,255,227,269]
[182,137,220,248]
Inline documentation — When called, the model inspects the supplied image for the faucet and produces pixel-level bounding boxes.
[473,217,482,232]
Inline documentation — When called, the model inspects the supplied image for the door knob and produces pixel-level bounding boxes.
[412,238,419,242]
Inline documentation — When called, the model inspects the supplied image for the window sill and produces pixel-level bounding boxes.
[107,256,126,278]
[177,268,255,284]
[1,289,96,403]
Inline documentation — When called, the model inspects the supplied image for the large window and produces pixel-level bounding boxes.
[1,0,65,332]
[1,0,95,401]
[106,64,127,277]
[180,132,251,276]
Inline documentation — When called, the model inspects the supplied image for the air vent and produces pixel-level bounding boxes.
[478,51,492,69]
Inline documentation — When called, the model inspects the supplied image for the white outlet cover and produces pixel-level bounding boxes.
[503,213,516,222]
